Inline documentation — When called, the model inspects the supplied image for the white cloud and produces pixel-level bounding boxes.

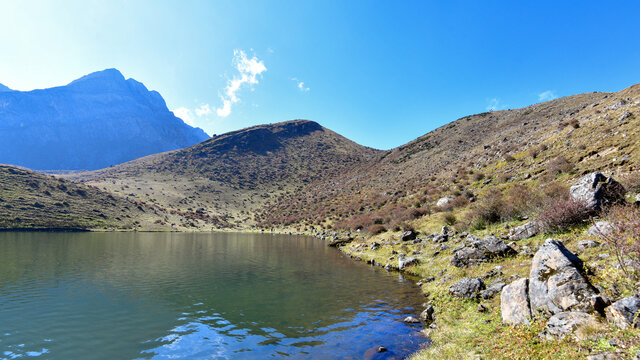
[216,49,267,118]
[538,90,557,102]
[195,103,212,116]
[486,98,501,111]
[291,77,310,92]
[173,107,195,126]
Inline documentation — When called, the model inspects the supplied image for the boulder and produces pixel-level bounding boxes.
[543,311,600,340]
[529,239,598,316]
[508,221,540,241]
[436,197,453,207]
[403,316,420,323]
[587,353,623,360]
[501,278,532,325]
[587,221,614,239]
[605,297,640,329]
[480,280,506,300]
[328,237,354,247]
[370,242,381,251]
[529,239,597,314]
[569,172,626,211]
[449,278,485,299]
[420,305,435,322]
[576,239,601,252]
[398,256,419,270]
[451,235,516,267]
[401,230,417,241]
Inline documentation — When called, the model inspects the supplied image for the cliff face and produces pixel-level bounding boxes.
[0,69,209,170]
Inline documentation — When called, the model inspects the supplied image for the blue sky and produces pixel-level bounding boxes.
[1,1,639,149]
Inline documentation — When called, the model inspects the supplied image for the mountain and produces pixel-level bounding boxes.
[0,83,12,92]
[69,120,381,226]
[0,69,209,170]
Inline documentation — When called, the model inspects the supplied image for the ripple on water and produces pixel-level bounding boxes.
[1,232,426,360]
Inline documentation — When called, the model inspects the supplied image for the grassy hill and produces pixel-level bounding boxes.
[68,120,380,227]
[0,165,169,230]
[258,84,639,232]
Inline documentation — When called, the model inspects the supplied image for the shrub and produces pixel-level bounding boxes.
[471,189,505,225]
[443,213,457,226]
[537,198,593,233]
[547,156,574,176]
[597,204,640,283]
[450,195,470,208]
[368,224,386,234]
[504,154,515,162]
[473,172,485,181]
[504,184,544,219]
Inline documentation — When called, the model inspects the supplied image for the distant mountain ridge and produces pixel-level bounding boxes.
[0,69,209,170]
[0,83,12,92]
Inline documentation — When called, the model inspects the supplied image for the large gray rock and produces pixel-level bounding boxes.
[451,235,516,267]
[605,297,640,329]
[449,278,485,299]
[420,305,435,322]
[543,311,600,340]
[508,221,540,241]
[501,278,532,325]
[569,172,626,211]
[528,239,597,316]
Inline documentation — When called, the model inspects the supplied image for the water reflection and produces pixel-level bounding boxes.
[0,232,425,359]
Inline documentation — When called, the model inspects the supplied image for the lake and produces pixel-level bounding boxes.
[0,232,426,359]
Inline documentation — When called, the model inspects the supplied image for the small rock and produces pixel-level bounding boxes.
[403,316,420,323]
[587,221,614,239]
[420,305,435,322]
[370,242,381,251]
[577,239,602,252]
[543,311,600,340]
[398,257,419,270]
[436,197,453,207]
[605,297,640,329]
[449,278,485,299]
[508,221,540,241]
[478,304,488,312]
[376,346,387,353]
[401,230,417,241]
[480,281,506,299]
[587,352,623,360]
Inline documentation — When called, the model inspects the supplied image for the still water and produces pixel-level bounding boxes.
[0,232,426,359]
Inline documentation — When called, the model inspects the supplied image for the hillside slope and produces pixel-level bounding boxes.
[0,69,209,170]
[0,164,171,230]
[258,84,639,229]
[69,120,381,226]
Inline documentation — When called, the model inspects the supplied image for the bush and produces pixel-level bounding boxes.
[470,189,505,225]
[597,204,640,283]
[443,213,457,226]
[547,156,574,176]
[504,184,543,220]
[504,154,515,162]
[368,224,387,234]
[537,198,593,233]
